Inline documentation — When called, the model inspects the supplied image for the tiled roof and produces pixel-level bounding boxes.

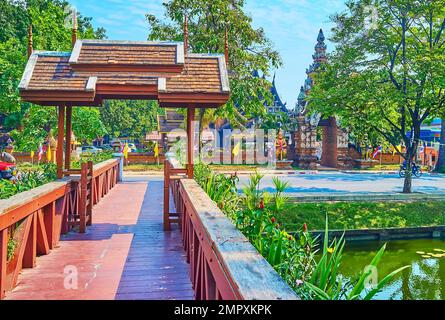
[18,52,96,104]
[162,55,228,94]
[70,40,184,70]
[18,40,230,108]
[19,52,92,92]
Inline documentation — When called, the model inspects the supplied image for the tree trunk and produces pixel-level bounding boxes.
[403,147,413,193]
[435,118,445,172]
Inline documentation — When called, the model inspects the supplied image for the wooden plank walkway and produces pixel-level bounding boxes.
[5,177,194,300]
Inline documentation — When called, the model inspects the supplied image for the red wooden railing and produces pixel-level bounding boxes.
[165,160,298,300]
[0,158,120,299]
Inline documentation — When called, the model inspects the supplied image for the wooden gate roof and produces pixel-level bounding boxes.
[19,40,230,108]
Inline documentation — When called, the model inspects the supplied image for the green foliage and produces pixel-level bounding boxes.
[147,0,282,127]
[194,163,241,218]
[73,108,107,144]
[71,151,114,169]
[7,238,17,261]
[305,217,410,300]
[275,201,445,231]
[0,163,57,199]
[308,0,445,192]
[0,0,108,151]
[100,100,161,140]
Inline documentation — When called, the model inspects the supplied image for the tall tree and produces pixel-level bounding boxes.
[309,0,445,193]
[146,0,281,130]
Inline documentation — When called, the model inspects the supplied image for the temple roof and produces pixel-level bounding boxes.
[70,40,184,73]
[18,52,97,105]
[19,40,230,108]
[270,74,288,113]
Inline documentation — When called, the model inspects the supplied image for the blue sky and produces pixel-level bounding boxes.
[70,0,347,109]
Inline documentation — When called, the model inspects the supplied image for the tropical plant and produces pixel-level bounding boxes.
[305,217,410,300]
[0,163,57,199]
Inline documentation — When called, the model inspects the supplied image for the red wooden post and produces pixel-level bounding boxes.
[187,107,195,179]
[0,229,7,299]
[163,160,171,231]
[56,105,65,179]
[87,161,93,226]
[43,202,56,249]
[23,212,37,268]
[36,210,50,255]
[64,105,73,173]
[79,162,87,233]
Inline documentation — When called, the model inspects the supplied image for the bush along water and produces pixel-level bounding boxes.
[0,163,57,200]
[194,163,409,300]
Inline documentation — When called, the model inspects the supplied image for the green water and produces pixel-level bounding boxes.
[341,239,445,300]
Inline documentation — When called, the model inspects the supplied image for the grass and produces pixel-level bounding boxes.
[276,201,445,231]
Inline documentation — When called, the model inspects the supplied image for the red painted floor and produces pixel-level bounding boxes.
[6,178,194,300]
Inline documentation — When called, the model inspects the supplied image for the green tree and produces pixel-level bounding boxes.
[146,0,281,131]
[0,0,108,151]
[309,0,445,193]
[100,100,161,140]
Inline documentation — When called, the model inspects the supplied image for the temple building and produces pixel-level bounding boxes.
[291,29,353,169]
[267,74,289,114]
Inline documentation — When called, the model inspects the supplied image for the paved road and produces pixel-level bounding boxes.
[237,173,445,195]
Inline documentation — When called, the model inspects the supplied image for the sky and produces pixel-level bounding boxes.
[70,0,347,109]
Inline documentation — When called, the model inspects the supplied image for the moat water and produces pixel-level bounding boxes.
[341,239,445,300]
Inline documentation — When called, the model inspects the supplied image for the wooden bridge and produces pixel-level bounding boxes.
[0,160,297,300]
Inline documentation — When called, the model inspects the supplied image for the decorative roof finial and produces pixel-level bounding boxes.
[224,25,229,68]
[27,24,33,58]
[317,29,325,42]
[72,12,78,48]
[184,13,188,57]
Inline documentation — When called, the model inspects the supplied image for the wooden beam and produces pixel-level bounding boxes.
[23,213,37,268]
[0,229,7,299]
[65,106,73,172]
[187,107,195,179]
[57,105,65,179]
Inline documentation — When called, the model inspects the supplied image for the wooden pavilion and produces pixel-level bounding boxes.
[18,17,230,181]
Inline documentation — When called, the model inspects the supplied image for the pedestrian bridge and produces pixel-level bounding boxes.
[0,161,296,300]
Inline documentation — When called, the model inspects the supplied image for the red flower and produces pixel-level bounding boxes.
[259,200,265,210]
[271,217,276,224]
[303,223,308,232]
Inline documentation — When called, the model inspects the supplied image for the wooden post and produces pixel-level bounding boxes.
[43,202,56,250]
[65,106,73,172]
[87,161,93,226]
[71,12,78,48]
[184,14,188,56]
[163,160,171,231]
[0,229,7,299]
[23,213,37,268]
[187,107,195,179]
[27,25,33,58]
[79,162,88,233]
[57,105,65,179]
